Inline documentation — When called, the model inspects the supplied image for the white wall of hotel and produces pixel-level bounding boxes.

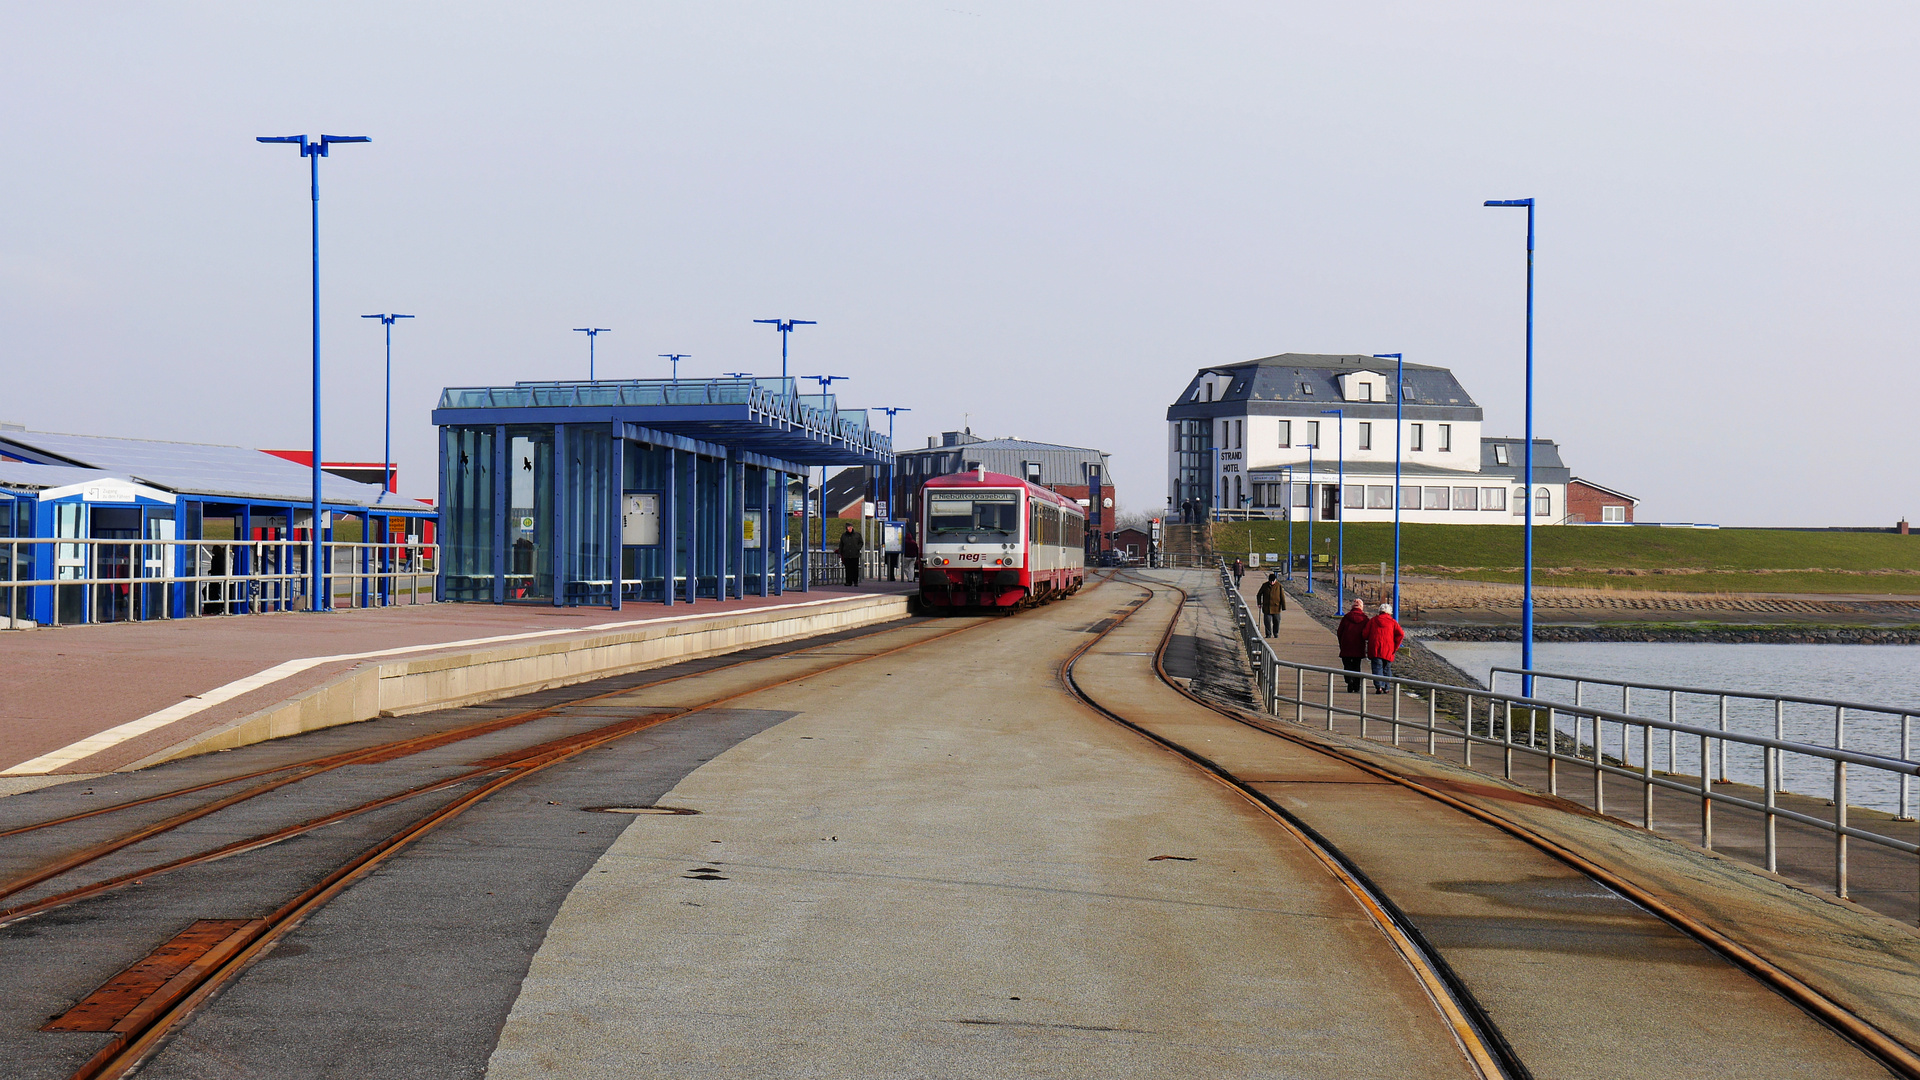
[1170,408,1565,525]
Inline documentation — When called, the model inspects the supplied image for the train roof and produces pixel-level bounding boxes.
[923,469,1086,514]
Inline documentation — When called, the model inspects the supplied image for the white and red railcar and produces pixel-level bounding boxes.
[917,469,1086,610]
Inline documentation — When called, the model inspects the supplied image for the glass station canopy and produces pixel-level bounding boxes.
[431,376,892,610]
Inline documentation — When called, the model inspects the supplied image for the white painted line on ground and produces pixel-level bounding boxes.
[0,594,886,777]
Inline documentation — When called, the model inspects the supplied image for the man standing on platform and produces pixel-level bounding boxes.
[1366,602,1405,693]
[1255,571,1286,637]
[1336,598,1369,694]
[839,524,864,587]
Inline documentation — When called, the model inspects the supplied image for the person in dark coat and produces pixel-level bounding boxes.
[901,530,920,576]
[1231,558,1246,587]
[1254,572,1287,637]
[1336,598,1369,694]
[838,524,864,587]
[1366,603,1406,693]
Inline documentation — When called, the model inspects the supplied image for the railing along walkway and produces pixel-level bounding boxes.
[1216,562,1920,926]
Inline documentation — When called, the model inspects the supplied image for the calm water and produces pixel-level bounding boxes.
[1425,641,1920,815]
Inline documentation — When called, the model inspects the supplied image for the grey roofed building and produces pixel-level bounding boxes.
[1477,438,1571,486]
[0,428,411,509]
[897,430,1112,488]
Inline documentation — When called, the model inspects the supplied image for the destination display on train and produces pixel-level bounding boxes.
[930,491,1016,503]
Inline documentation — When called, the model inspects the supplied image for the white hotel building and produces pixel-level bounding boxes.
[1166,353,1569,524]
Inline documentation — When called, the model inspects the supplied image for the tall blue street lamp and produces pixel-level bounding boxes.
[804,374,848,394]
[574,328,611,380]
[1373,352,1404,613]
[660,353,690,383]
[1303,439,1316,595]
[257,133,370,612]
[1320,408,1346,605]
[876,407,910,521]
[362,314,414,494]
[1280,464,1295,581]
[753,318,816,380]
[1485,197,1537,693]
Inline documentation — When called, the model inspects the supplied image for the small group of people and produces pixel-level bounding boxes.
[1337,598,1405,694]
[838,524,921,587]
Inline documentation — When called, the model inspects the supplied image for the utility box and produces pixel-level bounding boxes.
[622,492,660,546]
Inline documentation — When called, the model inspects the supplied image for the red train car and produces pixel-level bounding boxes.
[917,468,1086,610]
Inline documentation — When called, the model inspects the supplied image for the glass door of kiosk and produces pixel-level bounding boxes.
[508,429,554,600]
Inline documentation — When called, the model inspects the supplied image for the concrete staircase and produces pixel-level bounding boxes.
[1158,523,1215,566]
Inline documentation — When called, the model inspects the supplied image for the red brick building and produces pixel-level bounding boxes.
[1566,478,1636,524]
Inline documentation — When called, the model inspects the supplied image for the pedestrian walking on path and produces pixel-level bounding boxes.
[1232,558,1246,586]
[1336,598,1369,694]
[1255,572,1286,637]
[1366,603,1405,693]
[838,524,864,587]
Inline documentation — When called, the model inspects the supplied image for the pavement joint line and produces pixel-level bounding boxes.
[0,593,888,777]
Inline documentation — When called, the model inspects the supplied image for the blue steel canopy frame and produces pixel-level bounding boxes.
[432,378,883,608]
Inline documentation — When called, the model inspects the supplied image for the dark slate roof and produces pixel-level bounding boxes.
[1166,353,1481,421]
[1477,438,1570,484]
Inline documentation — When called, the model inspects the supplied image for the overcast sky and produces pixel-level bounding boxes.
[3,3,1914,525]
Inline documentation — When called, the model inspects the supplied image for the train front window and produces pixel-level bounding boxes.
[928,491,1019,539]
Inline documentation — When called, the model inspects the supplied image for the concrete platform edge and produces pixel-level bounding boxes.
[122,595,911,772]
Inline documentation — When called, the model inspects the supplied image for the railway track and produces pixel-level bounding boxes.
[0,609,1017,1080]
[1063,571,1918,1080]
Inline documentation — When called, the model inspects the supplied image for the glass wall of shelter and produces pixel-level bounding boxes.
[434,376,894,608]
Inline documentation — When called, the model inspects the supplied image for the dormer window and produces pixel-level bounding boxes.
[1203,383,1213,402]
[1359,382,1374,401]
[1494,444,1509,465]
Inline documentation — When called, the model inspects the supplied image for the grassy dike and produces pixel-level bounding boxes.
[1214,521,1920,594]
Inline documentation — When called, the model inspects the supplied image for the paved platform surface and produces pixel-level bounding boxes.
[0,584,912,776]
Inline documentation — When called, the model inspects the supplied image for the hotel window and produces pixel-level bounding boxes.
[1203,383,1213,402]
[1535,488,1552,518]
[1292,482,1309,508]
[1494,444,1509,465]
[1452,486,1478,511]
[1367,485,1393,509]
[1513,488,1527,516]
[1278,420,1291,448]
[1438,424,1452,452]
[1360,382,1374,401]
[1409,423,1423,452]
[1358,422,1372,451]
[1345,485,1365,510]
[1482,487,1506,511]
[1235,419,1243,449]
[1305,420,1320,448]
[1423,486,1449,510]
[1400,485,1418,510]
[1602,505,1626,523]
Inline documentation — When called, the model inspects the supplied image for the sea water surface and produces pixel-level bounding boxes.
[1424,641,1920,815]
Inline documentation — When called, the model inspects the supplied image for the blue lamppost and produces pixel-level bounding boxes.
[574,328,610,380]
[1373,352,1403,613]
[362,314,414,494]
[753,318,816,380]
[1485,197,1537,693]
[660,353,690,383]
[876,407,910,521]
[257,133,370,612]
[1320,408,1346,605]
[1280,464,1295,581]
[1303,439,1316,595]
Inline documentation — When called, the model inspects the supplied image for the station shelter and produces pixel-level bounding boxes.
[431,377,893,607]
[0,426,437,628]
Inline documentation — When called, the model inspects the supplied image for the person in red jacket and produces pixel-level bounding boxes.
[1366,603,1406,693]
[1335,598,1369,693]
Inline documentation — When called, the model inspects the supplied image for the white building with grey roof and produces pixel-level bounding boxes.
[1165,353,1568,525]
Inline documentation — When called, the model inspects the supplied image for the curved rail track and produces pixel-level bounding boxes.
[0,608,1018,1080]
[1064,571,1919,1080]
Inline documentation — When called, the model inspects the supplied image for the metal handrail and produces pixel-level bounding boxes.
[3,537,438,628]
[1210,559,1920,917]
[1488,665,1920,724]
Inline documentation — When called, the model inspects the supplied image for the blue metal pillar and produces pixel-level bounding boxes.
[434,429,448,603]
[608,422,623,612]
[238,504,253,614]
[553,424,569,607]
[663,446,677,607]
[491,424,507,605]
[730,456,746,599]
[799,468,811,592]
[771,469,784,596]
[684,449,698,605]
